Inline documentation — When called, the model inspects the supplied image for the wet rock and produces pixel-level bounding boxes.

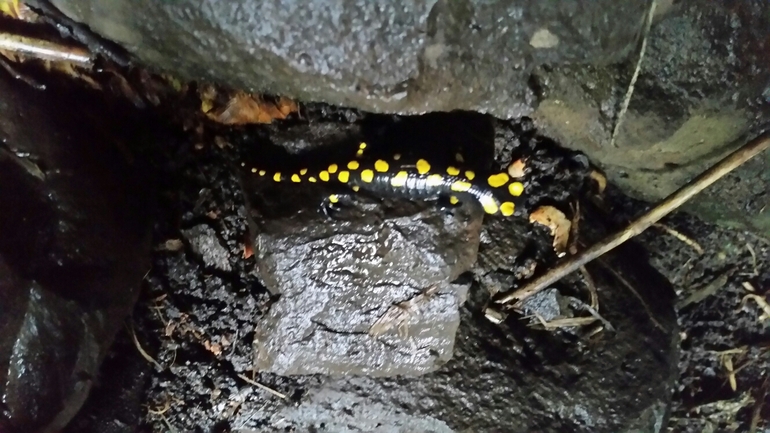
[533,0,770,236]
[248,190,481,376]
[268,201,678,433]
[40,0,648,118]
[182,224,233,272]
[0,74,154,432]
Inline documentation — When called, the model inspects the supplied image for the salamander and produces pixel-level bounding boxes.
[242,141,526,217]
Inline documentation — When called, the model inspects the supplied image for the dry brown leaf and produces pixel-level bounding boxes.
[507,158,527,178]
[160,239,184,251]
[243,239,254,259]
[529,206,571,257]
[204,91,297,125]
[589,170,607,195]
[204,340,222,356]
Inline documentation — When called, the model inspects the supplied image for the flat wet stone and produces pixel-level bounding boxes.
[248,189,481,376]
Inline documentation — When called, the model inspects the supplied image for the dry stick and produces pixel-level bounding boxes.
[0,31,92,65]
[610,0,657,148]
[497,132,770,306]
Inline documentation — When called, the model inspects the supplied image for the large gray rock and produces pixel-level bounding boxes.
[532,0,770,236]
[38,0,649,119]
[0,74,154,432]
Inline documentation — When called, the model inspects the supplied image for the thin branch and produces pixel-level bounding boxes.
[0,31,92,65]
[610,0,657,147]
[236,373,287,400]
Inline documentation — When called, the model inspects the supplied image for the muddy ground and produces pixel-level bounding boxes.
[61,105,769,433]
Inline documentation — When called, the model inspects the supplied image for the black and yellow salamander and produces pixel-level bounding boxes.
[242,142,526,217]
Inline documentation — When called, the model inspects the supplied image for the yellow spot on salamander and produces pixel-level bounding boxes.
[328,164,338,174]
[508,182,524,196]
[361,169,374,183]
[447,166,460,176]
[479,196,499,214]
[449,196,459,205]
[455,153,465,163]
[500,202,515,216]
[309,177,317,183]
[251,168,257,173]
[465,170,475,180]
[450,181,471,192]
[347,160,360,170]
[319,171,330,182]
[416,159,431,175]
[273,172,282,182]
[356,149,365,157]
[487,172,509,188]
[242,162,246,167]
[426,174,443,186]
[359,142,367,150]
[329,194,339,203]
[393,153,401,160]
[259,170,266,176]
[375,160,389,172]
[300,168,308,175]
[338,171,350,183]
[391,171,409,187]
[352,185,360,192]
[291,174,301,182]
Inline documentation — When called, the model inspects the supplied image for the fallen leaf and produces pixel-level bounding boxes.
[507,158,527,178]
[204,91,298,125]
[529,206,571,257]
[589,170,607,195]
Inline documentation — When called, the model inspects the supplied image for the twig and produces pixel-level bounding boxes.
[496,132,770,306]
[579,266,599,310]
[369,284,440,337]
[0,31,92,65]
[25,1,129,65]
[610,0,657,147]
[746,243,758,276]
[529,313,597,330]
[236,373,287,400]
[0,54,46,89]
[749,377,768,433]
[128,323,163,371]
[654,223,704,254]
[598,260,664,330]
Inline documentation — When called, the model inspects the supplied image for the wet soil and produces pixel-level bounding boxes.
[63,105,769,433]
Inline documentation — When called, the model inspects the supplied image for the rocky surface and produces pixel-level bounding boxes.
[2,1,767,431]
[39,0,648,119]
[533,0,770,236]
[68,110,675,432]
[31,0,770,238]
[0,73,155,432]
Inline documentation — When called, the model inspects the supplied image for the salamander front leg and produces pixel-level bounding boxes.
[436,194,462,213]
[320,193,367,219]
